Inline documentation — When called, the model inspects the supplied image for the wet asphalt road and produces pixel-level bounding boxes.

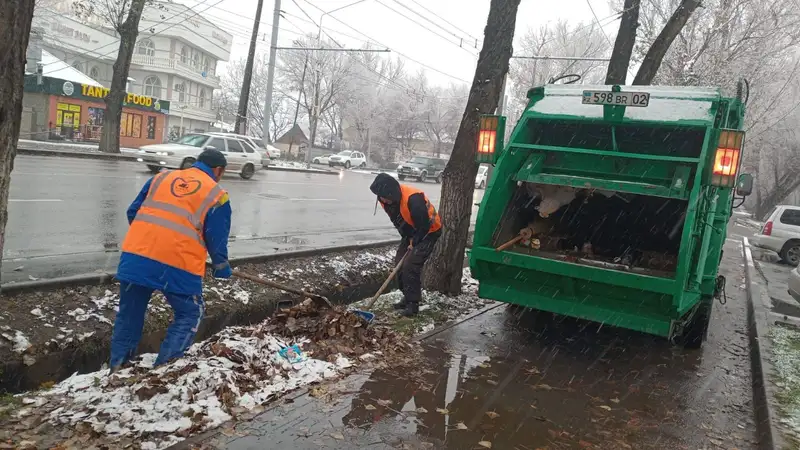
[4,156,482,283]
[186,221,759,450]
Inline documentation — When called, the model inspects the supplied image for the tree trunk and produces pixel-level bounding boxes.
[235,0,264,135]
[632,0,701,85]
[99,0,147,154]
[423,0,522,295]
[605,0,640,85]
[0,0,36,287]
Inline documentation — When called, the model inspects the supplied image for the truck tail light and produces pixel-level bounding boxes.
[476,115,506,164]
[711,130,744,188]
[763,221,773,236]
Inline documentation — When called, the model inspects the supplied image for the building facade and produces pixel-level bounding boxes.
[29,1,232,139]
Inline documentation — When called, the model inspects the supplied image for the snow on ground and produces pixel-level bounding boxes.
[14,323,352,450]
[351,268,492,334]
[0,328,32,353]
[769,324,800,442]
[326,249,395,278]
[267,160,330,172]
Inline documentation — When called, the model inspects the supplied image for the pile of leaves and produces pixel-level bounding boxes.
[262,299,410,360]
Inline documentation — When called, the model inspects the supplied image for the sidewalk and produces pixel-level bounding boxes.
[743,238,800,448]
[17,139,138,161]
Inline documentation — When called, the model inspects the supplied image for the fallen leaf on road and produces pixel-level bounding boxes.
[364,404,376,410]
[579,440,593,448]
[485,411,500,419]
[478,441,492,448]
[436,408,449,415]
[455,422,468,430]
[221,427,236,437]
[331,432,344,440]
[416,407,428,414]
[598,405,612,411]
[377,399,393,406]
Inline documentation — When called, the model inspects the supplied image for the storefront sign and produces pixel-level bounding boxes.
[25,75,171,115]
[51,22,91,43]
[212,31,229,45]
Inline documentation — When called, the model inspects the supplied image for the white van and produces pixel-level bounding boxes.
[475,165,489,189]
[751,205,800,266]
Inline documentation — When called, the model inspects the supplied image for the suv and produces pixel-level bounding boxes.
[397,156,447,183]
[328,151,366,169]
[137,133,262,180]
[751,205,800,265]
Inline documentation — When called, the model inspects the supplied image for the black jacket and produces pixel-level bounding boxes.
[370,173,434,245]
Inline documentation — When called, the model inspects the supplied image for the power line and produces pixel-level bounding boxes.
[375,0,477,57]
[584,0,614,48]
[387,0,475,48]
[297,0,470,84]
[407,0,479,42]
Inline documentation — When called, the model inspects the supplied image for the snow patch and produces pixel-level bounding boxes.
[1,330,32,353]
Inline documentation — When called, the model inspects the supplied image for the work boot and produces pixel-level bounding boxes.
[393,300,407,310]
[400,302,419,317]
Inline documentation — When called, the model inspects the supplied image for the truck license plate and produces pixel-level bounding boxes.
[582,91,650,107]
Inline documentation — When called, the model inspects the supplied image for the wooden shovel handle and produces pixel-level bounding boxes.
[232,270,332,308]
[365,253,408,310]
[495,235,524,252]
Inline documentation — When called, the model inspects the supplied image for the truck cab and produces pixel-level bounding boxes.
[470,84,752,348]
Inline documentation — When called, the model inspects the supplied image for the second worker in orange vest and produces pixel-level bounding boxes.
[370,173,442,317]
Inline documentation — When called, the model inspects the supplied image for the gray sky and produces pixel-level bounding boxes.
[179,0,617,86]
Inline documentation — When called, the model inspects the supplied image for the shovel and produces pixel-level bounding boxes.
[352,252,408,325]
[232,270,333,309]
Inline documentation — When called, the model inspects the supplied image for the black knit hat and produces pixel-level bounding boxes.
[197,149,228,168]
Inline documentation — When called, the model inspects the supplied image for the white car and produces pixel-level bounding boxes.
[137,133,261,180]
[475,165,489,189]
[312,154,333,165]
[750,204,800,266]
[789,267,800,303]
[207,132,275,167]
[328,150,366,169]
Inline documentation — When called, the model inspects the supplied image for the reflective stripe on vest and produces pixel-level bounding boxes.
[121,168,225,276]
[398,184,442,234]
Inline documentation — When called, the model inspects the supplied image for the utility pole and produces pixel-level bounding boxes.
[262,0,281,142]
[235,0,264,135]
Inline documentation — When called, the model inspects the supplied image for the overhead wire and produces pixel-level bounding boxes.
[379,0,477,56]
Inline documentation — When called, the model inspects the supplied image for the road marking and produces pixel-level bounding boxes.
[9,199,62,202]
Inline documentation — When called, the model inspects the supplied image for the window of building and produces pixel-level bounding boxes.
[192,51,199,68]
[180,46,189,64]
[55,102,81,139]
[147,116,157,140]
[198,88,206,108]
[136,39,155,57]
[202,56,210,74]
[89,66,100,80]
[143,75,162,98]
[71,61,83,73]
[174,82,185,103]
[120,112,143,138]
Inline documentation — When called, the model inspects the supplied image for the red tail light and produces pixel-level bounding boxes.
[763,221,773,236]
[711,130,745,188]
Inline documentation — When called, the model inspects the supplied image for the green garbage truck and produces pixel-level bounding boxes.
[469,83,754,348]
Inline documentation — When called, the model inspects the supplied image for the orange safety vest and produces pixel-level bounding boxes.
[121,167,225,276]
[398,184,442,234]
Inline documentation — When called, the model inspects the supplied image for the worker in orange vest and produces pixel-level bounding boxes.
[370,173,442,317]
[110,150,232,371]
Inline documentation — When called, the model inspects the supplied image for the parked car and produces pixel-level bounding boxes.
[312,154,333,165]
[137,133,261,180]
[751,205,800,266]
[475,165,489,189]
[207,132,275,168]
[328,150,366,169]
[789,267,800,303]
[397,156,448,183]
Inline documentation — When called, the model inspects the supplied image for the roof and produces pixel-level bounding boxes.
[527,84,723,125]
[275,123,310,145]
[39,49,103,87]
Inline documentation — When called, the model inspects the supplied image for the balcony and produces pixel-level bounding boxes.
[131,54,220,88]
[170,103,216,122]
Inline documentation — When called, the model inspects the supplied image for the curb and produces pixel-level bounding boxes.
[742,237,784,450]
[264,165,338,175]
[0,239,402,295]
[17,147,138,162]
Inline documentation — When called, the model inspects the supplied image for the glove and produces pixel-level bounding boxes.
[212,262,232,279]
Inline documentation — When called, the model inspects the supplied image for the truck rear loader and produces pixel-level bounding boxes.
[469,83,754,348]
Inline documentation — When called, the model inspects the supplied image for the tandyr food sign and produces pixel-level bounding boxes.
[80,84,170,114]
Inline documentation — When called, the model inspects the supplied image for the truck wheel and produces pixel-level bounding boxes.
[780,240,800,266]
[681,296,713,349]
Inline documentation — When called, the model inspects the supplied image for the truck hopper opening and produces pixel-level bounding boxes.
[493,182,688,278]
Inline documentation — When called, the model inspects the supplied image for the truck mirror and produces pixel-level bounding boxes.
[736,173,754,196]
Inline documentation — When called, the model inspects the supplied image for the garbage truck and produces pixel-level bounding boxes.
[469,83,754,348]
